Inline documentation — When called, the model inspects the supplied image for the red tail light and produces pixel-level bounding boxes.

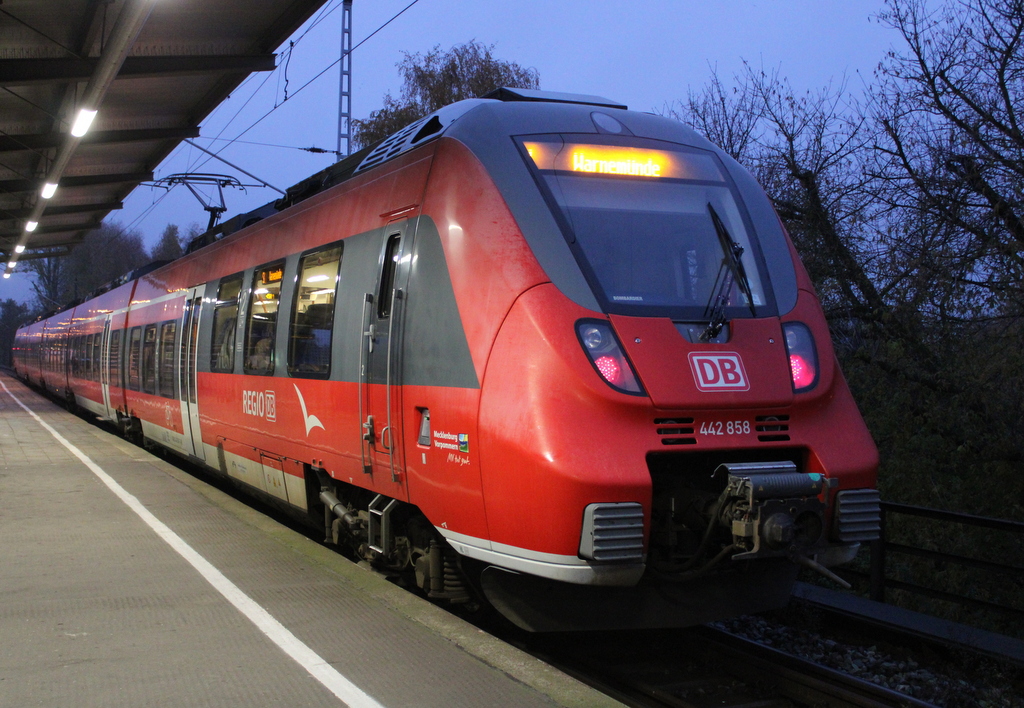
[576,320,644,395]
[782,322,818,392]
[594,355,621,384]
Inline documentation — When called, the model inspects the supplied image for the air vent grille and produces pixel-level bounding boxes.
[579,503,645,562]
[835,489,882,542]
[756,414,790,442]
[356,118,428,172]
[654,417,695,446]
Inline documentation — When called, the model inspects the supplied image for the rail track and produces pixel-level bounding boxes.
[524,624,938,708]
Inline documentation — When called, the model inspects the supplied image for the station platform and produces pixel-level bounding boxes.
[0,373,619,708]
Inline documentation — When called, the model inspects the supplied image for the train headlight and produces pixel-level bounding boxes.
[782,322,818,392]
[580,324,605,350]
[576,320,644,395]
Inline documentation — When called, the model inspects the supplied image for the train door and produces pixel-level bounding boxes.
[360,222,411,490]
[100,316,116,419]
[178,285,206,460]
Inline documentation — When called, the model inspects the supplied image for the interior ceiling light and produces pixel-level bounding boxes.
[15,245,26,253]
[2,273,10,279]
[25,221,38,232]
[7,261,16,268]
[41,182,58,199]
[70,108,98,137]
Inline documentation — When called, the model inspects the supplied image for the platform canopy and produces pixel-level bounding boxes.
[0,0,329,266]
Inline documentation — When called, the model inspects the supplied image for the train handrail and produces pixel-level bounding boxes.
[358,292,373,475]
[838,501,1024,623]
[878,501,1024,533]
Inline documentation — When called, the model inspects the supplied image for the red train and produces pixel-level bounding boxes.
[13,89,880,631]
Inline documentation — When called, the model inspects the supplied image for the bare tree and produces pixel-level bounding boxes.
[353,41,540,148]
[0,298,30,366]
[663,65,764,164]
[667,66,888,328]
[29,256,69,313]
[26,221,149,311]
[668,4,1024,519]
[872,0,1024,319]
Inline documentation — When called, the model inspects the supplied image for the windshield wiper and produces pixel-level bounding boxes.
[700,203,757,342]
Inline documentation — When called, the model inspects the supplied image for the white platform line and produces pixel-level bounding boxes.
[1,381,384,708]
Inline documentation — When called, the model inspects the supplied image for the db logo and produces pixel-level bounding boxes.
[688,352,750,392]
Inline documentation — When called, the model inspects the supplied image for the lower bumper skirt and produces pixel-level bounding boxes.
[480,559,799,632]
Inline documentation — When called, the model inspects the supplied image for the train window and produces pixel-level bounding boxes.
[70,335,79,377]
[80,334,88,380]
[109,330,121,389]
[288,244,342,378]
[83,335,89,378]
[92,334,102,382]
[158,321,177,398]
[88,335,94,380]
[88,334,96,380]
[142,324,157,394]
[519,135,770,320]
[127,326,142,391]
[211,274,242,373]
[377,234,401,319]
[244,261,284,376]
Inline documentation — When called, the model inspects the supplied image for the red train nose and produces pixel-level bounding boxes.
[609,315,794,409]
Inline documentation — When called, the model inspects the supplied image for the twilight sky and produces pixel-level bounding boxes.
[3,0,899,303]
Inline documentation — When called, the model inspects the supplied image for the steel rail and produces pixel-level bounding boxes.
[688,626,937,708]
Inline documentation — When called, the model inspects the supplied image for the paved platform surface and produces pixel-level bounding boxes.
[0,373,620,708]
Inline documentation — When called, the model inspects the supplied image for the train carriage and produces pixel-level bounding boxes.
[14,89,880,631]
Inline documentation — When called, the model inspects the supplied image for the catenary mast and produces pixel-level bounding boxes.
[337,0,353,156]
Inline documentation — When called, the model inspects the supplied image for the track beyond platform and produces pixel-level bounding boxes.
[0,372,618,708]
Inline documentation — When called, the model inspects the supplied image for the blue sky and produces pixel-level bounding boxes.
[3,0,898,303]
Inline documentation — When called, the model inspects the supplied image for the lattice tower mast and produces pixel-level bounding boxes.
[337,0,353,156]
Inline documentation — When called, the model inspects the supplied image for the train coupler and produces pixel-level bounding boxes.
[717,461,827,561]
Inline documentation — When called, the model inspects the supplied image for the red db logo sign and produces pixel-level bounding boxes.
[688,352,750,392]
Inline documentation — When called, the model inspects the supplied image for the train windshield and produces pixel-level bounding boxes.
[520,135,771,319]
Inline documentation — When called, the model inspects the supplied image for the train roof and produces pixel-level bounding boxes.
[185,88,718,254]
[21,87,798,331]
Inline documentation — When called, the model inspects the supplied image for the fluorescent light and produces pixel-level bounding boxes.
[41,182,57,199]
[306,274,330,283]
[15,245,25,253]
[7,261,15,268]
[2,273,9,279]
[70,108,98,137]
[25,221,38,232]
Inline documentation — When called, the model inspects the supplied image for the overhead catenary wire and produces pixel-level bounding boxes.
[293,0,347,45]
[138,0,424,237]
[192,0,423,168]
[202,137,340,153]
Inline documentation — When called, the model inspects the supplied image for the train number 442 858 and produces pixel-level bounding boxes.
[699,420,751,435]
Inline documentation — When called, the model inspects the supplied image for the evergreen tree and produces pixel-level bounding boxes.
[151,224,183,262]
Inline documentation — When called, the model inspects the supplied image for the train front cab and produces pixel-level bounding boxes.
[439,99,881,631]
